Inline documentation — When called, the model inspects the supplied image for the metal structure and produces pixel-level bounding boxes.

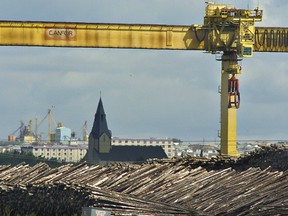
[1,2,288,155]
[36,108,57,142]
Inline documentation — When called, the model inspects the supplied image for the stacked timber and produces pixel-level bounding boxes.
[0,145,287,215]
[234,144,288,171]
[0,183,187,216]
[150,144,288,171]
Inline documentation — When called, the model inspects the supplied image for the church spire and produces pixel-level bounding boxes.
[90,97,111,139]
[86,96,112,165]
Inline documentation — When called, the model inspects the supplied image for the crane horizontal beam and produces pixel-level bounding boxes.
[0,21,287,53]
[0,21,205,50]
[254,27,288,52]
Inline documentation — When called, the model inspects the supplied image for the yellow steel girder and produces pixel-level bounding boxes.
[0,21,205,50]
[255,27,288,52]
[0,21,287,53]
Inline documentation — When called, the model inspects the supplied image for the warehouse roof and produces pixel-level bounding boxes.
[94,145,167,162]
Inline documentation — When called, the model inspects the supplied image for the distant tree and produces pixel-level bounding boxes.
[25,151,34,157]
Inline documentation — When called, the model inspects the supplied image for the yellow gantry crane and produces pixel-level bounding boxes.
[1,2,288,156]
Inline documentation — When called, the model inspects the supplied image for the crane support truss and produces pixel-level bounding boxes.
[0,21,287,52]
[219,52,241,156]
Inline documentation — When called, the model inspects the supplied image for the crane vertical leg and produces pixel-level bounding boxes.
[220,51,240,157]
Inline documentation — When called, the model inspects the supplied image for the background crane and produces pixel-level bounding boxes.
[0,2,287,156]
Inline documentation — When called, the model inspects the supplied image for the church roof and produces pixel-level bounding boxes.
[94,146,167,162]
[90,98,111,139]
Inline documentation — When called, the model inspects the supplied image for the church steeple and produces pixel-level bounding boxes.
[90,98,111,139]
[87,97,112,164]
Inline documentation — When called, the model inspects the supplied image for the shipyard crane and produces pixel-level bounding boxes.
[37,108,58,142]
[9,121,25,141]
[1,2,287,156]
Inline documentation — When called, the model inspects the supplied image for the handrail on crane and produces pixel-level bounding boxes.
[205,2,263,21]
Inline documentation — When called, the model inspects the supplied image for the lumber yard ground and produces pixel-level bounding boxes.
[0,145,287,216]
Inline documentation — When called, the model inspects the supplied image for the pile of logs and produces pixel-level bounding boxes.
[152,144,288,171]
[0,145,287,215]
[0,182,187,216]
[0,183,94,216]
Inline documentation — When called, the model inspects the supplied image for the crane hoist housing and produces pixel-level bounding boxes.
[204,2,263,58]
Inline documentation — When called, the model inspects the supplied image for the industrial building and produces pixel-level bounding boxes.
[7,109,89,145]
[55,126,72,144]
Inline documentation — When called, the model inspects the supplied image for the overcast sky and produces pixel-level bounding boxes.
[0,0,287,142]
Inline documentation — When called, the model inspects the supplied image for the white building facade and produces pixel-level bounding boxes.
[22,145,87,163]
